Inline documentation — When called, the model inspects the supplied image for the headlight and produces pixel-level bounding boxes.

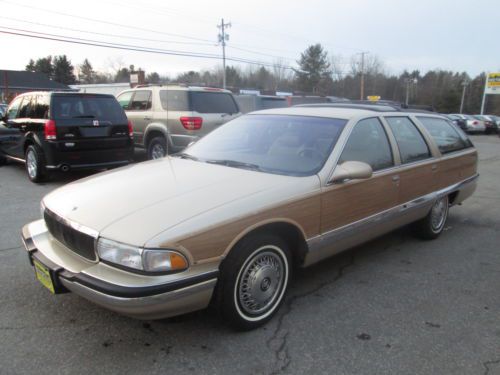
[97,238,188,273]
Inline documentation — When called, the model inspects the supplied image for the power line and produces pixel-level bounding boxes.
[0,27,296,71]
[0,0,215,44]
[0,16,217,47]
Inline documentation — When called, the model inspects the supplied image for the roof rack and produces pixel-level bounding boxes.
[294,101,435,113]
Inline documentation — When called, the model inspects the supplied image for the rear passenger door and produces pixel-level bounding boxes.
[321,117,399,234]
[383,116,437,205]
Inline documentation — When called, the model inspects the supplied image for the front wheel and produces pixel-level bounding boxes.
[217,234,291,331]
[414,195,449,240]
[25,144,47,183]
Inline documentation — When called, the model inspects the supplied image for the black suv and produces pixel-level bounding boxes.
[0,92,134,182]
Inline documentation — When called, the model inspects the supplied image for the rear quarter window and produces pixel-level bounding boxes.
[385,116,431,164]
[159,90,189,111]
[52,95,127,122]
[417,116,472,153]
[190,92,239,114]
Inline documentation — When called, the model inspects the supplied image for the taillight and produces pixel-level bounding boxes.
[44,120,57,140]
[180,117,202,130]
[128,120,134,138]
[473,121,478,125]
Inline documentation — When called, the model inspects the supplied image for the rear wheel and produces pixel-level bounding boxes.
[217,233,291,331]
[25,144,47,183]
[414,195,449,240]
[147,136,167,160]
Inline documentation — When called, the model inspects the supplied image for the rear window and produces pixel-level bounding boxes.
[52,95,127,122]
[190,92,238,114]
[418,117,472,153]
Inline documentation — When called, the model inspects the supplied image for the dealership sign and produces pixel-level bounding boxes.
[485,72,500,94]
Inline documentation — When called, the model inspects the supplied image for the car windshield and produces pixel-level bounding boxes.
[181,114,347,176]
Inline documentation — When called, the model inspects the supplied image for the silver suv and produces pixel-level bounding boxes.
[116,85,241,159]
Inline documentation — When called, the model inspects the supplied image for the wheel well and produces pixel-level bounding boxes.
[145,130,166,148]
[23,139,35,153]
[448,191,459,205]
[231,222,308,267]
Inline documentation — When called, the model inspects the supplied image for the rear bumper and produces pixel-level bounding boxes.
[43,139,134,170]
[21,220,218,320]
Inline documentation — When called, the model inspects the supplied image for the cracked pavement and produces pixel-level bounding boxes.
[1,136,499,375]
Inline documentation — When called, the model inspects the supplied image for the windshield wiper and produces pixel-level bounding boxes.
[175,153,199,161]
[205,159,261,171]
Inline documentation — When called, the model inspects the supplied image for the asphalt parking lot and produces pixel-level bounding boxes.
[0,136,499,375]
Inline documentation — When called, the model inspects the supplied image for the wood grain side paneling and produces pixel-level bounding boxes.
[436,150,478,190]
[320,172,398,233]
[175,195,321,262]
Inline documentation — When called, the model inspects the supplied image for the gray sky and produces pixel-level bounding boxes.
[0,0,498,78]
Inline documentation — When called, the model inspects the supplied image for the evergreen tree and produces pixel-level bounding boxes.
[295,44,331,94]
[34,56,53,78]
[79,59,95,84]
[52,55,76,84]
[25,59,36,72]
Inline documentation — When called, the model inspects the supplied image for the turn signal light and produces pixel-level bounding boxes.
[180,117,203,130]
[44,120,57,140]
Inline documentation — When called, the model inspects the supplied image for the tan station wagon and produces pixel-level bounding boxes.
[21,106,478,330]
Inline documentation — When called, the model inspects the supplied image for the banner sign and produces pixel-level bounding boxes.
[485,73,500,94]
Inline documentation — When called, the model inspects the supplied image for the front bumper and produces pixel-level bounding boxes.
[22,220,218,320]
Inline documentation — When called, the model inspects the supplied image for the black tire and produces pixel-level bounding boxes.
[414,195,449,240]
[147,136,167,160]
[216,233,292,331]
[25,144,47,183]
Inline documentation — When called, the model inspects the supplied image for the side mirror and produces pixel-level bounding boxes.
[330,161,373,184]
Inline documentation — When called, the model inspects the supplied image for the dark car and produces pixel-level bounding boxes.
[0,92,134,182]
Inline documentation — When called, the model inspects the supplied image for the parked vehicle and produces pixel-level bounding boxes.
[22,107,478,330]
[473,115,498,134]
[449,114,486,133]
[443,114,466,130]
[0,92,134,182]
[235,94,287,114]
[116,85,241,159]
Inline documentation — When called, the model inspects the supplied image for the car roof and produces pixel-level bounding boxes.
[248,106,441,120]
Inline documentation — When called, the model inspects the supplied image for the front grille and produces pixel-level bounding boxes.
[44,209,97,261]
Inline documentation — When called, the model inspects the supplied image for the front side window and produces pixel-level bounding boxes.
[190,92,238,114]
[184,115,347,176]
[7,96,24,119]
[129,90,152,111]
[418,117,471,153]
[339,117,393,171]
[385,117,431,164]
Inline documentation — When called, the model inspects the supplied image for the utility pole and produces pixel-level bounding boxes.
[459,79,469,114]
[359,51,368,100]
[480,73,489,115]
[217,18,231,89]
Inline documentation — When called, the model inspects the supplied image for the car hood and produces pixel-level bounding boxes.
[42,157,303,246]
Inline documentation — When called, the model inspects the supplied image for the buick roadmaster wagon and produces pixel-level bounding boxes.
[21,107,478,330]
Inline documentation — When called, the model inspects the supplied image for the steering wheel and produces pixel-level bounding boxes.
[297,147,324,159]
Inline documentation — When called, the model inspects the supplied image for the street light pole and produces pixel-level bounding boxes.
[404,78,418,106]
[359,51,368,100]
[459,80,469,114]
